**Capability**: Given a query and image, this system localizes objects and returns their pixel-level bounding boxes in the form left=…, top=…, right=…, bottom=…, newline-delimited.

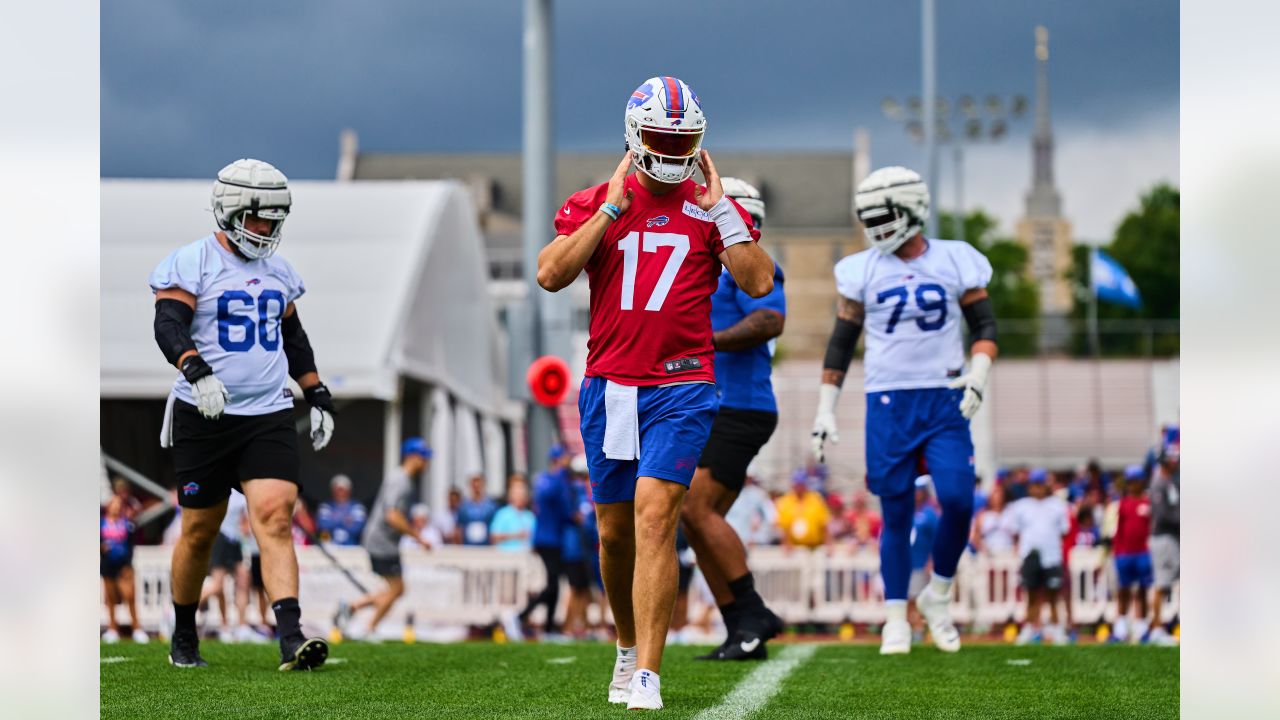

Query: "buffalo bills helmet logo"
left=182, top=482, right=200, bottom=496
left=646, top=215, right=669, bottom=228
left=628, top=82, right=654, bottom=110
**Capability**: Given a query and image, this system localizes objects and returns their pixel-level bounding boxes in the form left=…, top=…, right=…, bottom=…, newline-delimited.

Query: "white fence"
left=113, top=545, right=1177, bottom=633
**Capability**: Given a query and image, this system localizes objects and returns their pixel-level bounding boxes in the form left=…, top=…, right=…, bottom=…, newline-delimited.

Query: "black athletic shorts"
left=1020, top=550, right=1063, bottom=591
left=564, top=559, right=590, bottom=590
left=210, top=532, right=243, bottom=571
left=370, top=554, right=403, bottom=578
left=696, top=407, right=778, bottom=492
left=100, top=554, right=131, bottom=579
left=678, top=562, right=694, bottom=593
left=171, top=400, right=300, bottom=509
left=250, top=554, right=264, bottom=589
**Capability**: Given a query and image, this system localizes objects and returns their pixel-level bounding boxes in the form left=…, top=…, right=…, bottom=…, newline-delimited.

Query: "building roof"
left=353, top=151, right=859, bottom=230
left=101, top=179, right=514, bottom=418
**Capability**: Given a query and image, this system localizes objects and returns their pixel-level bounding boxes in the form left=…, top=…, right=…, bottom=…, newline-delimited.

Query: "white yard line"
left=693, top=644, right=819, bottom=720
left=100, top=656, right=132, bottom=664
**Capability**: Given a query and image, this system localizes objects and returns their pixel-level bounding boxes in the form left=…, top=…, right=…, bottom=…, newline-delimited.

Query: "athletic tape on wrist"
left=709, top=197, right=751, bottom=248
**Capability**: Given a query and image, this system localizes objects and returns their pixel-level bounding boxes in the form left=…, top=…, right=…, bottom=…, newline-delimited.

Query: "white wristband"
left=709, top=197, right=752, bottom=248
left=817, top=383, right=840, bottom=415
left=968, top=352, right=993, bottom=390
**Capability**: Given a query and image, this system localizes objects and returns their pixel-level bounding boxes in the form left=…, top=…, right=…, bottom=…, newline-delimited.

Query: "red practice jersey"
left=1113, top=496, right=1152, bottom=555
left=554, top=173, right=760, bottom=386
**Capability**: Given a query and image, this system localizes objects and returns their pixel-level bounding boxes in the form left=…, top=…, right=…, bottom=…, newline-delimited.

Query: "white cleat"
left=500, top=610, right=525, bottom=643
left=627, top=669, right=663, bottom=711
left=609, top=646, right=637, bottom=704
left=916, top=585, right=961, bottom=653
left=880, top=618, right=911, bottom=655
left=102, top=629, right=120, bottom=644
left=131, top=628, right=150, bottom=643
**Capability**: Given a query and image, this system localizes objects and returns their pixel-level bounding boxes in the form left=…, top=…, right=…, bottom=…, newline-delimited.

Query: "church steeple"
left=1016, top=24, right=1075, bottom=342
left=1027, top=25, right=1061, bottom=218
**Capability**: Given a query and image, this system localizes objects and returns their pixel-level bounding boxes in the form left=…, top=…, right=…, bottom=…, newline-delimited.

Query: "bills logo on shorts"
left=646, top=215, right=669, bottom=228
left=182, top=481, right=200, bottom=496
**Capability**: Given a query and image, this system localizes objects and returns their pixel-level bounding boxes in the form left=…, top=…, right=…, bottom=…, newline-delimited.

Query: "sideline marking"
left=546, top=656, right=577, bottom=665
left=101, top=656, right=132, bottom=664
left=1007, top=658, right=1033, bottom=666
left=693, top=644, right=819, bottom=720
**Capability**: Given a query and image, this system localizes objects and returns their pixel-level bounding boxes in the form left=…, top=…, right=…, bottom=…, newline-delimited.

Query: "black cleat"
left=278, top=635, right=328, bottom=671
left=720, top=629, right=770, bottom=660
left=720, top=605, right=784, bottom=661
left=695, top=638, right=733, bottom=661
left=168, top=629, right=208, bottom=668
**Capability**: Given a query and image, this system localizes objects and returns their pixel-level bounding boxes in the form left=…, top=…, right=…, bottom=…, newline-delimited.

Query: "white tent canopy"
left=101, top=179, right=514, bottom=421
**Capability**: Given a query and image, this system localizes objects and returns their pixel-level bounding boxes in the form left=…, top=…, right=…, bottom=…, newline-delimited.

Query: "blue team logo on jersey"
left=646, top=215, right=669, bottom=228
left=182, top=481, right=200, bottom=496
left=245, top=278, right=261, bottom=286
left=628, top=83, right=654, bottom=109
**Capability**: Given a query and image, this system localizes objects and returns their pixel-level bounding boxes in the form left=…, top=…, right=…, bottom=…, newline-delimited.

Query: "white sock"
left=617, top=644, right=636, bottom=663
left=885, top=601, right=908, bottom=624
left=929, top=573, right=954, bottom=597
left=633, top=669, right=659, bottom=692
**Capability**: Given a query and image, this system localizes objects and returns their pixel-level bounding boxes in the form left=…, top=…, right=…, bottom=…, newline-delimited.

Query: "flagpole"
left=1088, top=248, right=1100, bottom=357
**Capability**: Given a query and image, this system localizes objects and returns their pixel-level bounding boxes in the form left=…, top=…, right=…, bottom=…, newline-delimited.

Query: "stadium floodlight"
left=907, top=96, right=923, bottom=117
left=958, top=95, right=978, bottom=119
left=882, top=97, right=904, bottom=120
left=1011, top=94, right=1030, bottom=117
left=984, top=94, right=1003, bottom=117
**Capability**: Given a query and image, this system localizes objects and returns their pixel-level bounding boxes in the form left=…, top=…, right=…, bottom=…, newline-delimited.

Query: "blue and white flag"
left=1091, top=249, right=1142, bottom=308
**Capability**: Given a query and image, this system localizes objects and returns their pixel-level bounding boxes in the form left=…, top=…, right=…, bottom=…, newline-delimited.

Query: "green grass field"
left=101, top=640, right=1177, bottom=719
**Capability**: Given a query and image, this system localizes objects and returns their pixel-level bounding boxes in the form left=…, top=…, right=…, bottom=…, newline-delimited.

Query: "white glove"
left=310, top=407, right=335, bottom=451
left=947, top=353, right=993, bottom=420
left=191, top=374, right=229, bottom=419
left=811, top=383, right=841, bottom=463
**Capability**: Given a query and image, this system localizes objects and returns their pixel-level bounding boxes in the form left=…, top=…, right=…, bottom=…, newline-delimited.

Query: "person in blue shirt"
left=316, top=474, right=367, bottom=546
left=908, top=476, right=941, bottom=598
left=457, top=475, right=498, bottom=546
left=512, top=445, right=576, bottom=637
left=490, top=478, right=536, bottom=552
left=678, top=178, right=787, bottom=661
left=562, top=457, right=593, bottom=636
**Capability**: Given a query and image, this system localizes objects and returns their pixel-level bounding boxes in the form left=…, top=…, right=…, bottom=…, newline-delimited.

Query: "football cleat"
left=131, top=628, right=150, bottom=644
left=880, top=619, right=912, bottom=655
left=278, top=636, right=328, bottom=671
left=916, top=584, right=962, bottom=653
left=168, top=628, right=208, bottom=668
left=608, top=645, right=637, bottom=704
left=695, top=637, right=732, bottom=661
left=102, top=629, right=120, bottom=644
left=626, top=669, right=663, bottom=711
left=720, top=630, right=769, bottom=661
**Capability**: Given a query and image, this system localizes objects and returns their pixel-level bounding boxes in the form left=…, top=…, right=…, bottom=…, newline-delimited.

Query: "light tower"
left=1016, top=25, right=1074, bottom=351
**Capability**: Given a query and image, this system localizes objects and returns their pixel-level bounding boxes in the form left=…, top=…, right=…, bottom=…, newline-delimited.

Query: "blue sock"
left=879, top=490, right=914, bottom=601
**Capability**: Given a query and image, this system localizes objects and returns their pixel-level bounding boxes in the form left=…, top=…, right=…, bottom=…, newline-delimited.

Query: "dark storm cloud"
left=101, top=0, right=1177, bottom=179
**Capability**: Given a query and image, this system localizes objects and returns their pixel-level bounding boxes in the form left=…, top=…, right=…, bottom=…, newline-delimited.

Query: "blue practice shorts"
left=865, top=387, right=975, bottom=499
left=579, top=377, right=718, bottom=504
left=1114, top=552, right=1153, bottom=589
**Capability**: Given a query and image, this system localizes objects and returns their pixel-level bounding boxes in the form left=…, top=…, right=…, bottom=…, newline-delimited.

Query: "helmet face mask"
left=211, top=159, right=291, bottom=260
left=624, top=76, right=706, bottom=184
left=855, top=166, right=930, bottom=255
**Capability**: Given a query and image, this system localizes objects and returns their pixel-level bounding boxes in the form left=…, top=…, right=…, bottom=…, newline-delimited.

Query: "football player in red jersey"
left=538, top=76, right=774, bottom=710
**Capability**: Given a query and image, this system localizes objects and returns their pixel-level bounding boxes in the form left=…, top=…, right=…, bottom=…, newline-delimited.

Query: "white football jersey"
left=834, top=239, right=992, bottom=393
left=150, top=234, right=306, bottom=415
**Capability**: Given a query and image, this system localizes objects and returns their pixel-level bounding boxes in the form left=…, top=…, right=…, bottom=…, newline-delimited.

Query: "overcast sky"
left=102, top=0, right=1178, bottom=241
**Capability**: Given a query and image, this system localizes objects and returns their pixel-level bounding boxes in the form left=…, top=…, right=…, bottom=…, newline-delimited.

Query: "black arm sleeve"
left=282, top=310, right=318, bottom=381
left=154, top=299, right=196, bottom=367
left=822, top=317, right=863, bottom=373
left=961, top=296, right=998, bottom=343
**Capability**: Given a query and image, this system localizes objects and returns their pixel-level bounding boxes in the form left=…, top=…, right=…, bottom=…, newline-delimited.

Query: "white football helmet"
left=720, top=177, right=765, bottom=230
left=211, top=158, right=291, bottom=260
left=624, top=76, right=706, bottom=184
left=855, top=166, right=930, bottom=254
